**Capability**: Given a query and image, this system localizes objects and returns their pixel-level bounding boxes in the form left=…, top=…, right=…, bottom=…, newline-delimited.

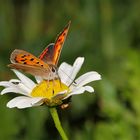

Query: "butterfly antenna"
left=58, top=68, right=77, bottom=87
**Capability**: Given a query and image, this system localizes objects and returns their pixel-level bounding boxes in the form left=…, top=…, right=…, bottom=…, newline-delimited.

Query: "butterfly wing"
left=8, top=63, right=51, bottom=79
left=8, top=49, right=53, bottom=79
left=39, top=21, right=71, bottom=66
left=39, top=43, right=55, bottom=65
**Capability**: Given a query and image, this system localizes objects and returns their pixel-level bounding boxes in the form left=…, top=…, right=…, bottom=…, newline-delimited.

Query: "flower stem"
left=49, top=107, right=68, bottom=140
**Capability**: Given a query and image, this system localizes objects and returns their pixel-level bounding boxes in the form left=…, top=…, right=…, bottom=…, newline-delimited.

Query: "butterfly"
left=8, top=21, right=71, bottom=80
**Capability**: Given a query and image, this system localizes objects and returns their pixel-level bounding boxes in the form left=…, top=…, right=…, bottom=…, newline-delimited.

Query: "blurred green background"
left=0, top=0, right=140, bottom=140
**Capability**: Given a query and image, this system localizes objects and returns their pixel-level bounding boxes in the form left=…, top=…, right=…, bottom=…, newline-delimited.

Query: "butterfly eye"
left=51, top=67, right=56, bottom=73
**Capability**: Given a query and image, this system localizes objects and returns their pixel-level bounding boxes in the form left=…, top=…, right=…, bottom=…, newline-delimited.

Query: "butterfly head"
left=47, top=65, right=58, bottom=80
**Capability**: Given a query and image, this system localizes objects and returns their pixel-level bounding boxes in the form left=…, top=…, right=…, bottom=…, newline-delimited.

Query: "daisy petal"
left=70, top=57, right=84, bottom=82
left=16, top=97, right=43, bottom=109
left=35, top=76, right=43, bottom=84
left=7, top=96, right=29, bottom=108
left=59, top=57, right=84, bottom=86
left=30, top=98, right=44, bottom=107
left=7, top=96, right=43, bottom=109
left=12, top=69, right=36, bottom=89
left=75, top=71, right=101, bottom=88
left=10, top=79, right=21, bottom=83
left=52, top=90, right=68, bottom=100
left=64, top=87, right=85, bottom=99
left=16, top=83, right=32, bottom=95
left=9, top=79, right=31, bottom=94
left=84, top=86, right=94, bottom=93
left=1, top=87, right=27, bottom=95
left=0, top=81, right=13, bottom=87
left=58, top=62, right=73, bottom=85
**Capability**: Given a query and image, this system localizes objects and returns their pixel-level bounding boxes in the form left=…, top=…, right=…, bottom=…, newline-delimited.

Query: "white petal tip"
left=74, top=57, right=85, bottom=65
left=11, top=69, right=18, bottom=74
left=1, top=89, right=10, bottom=95
left=6, top=103, right=15, bottom=108
left=6, top=96, right=43, bottom=109
left=84, top=86, right=94, bottom=93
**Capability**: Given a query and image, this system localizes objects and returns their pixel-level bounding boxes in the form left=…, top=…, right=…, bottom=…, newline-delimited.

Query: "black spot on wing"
left=14, top=57, right=18, bottom=63
left=58, top=38, right=62, bottom=42
left=30, top=58, right=34, bottom=61
left=21, top=55, right=26, bottom=58
left=21, top=59, right=25, bottom=62
left=63, top=33, right=66, bottom=36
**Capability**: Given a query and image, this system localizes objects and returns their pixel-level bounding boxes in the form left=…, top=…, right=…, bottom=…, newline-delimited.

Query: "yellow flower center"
left=31, top=79, right=69, bottom=100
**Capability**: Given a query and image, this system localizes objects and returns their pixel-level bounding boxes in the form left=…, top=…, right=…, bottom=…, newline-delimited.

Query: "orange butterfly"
left=8, top=21, right=71, bottom=80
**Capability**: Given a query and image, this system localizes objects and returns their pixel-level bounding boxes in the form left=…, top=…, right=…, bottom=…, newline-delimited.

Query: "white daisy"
left=0, top=57, right=101, bottom=109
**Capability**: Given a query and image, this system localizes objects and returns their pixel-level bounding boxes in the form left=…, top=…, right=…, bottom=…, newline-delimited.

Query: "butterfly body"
left=8, top=21, right=71, bottom=80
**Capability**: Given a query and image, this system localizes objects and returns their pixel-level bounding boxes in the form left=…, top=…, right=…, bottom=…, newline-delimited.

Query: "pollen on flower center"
left=31, top=79, right=69, bottom=99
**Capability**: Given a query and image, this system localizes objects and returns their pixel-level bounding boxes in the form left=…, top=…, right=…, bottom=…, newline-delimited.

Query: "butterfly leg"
left=52, top=79, right=56, bottom=95
left=46, top=73, right=52, bottom=90
left=58, top=75, right=62, bottom=89
left=55, top=68, right=62, bottom=88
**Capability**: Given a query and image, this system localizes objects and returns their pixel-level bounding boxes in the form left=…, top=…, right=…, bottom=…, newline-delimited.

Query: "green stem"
left=49, top=107, right=68, bottom=140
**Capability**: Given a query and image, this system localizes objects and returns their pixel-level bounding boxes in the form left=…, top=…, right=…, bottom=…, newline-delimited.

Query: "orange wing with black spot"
left=8, top=49, right=52, bottom=79
left=39, top=21, right=71, bottom=66
left=10, top=49, right=49, bottom=68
